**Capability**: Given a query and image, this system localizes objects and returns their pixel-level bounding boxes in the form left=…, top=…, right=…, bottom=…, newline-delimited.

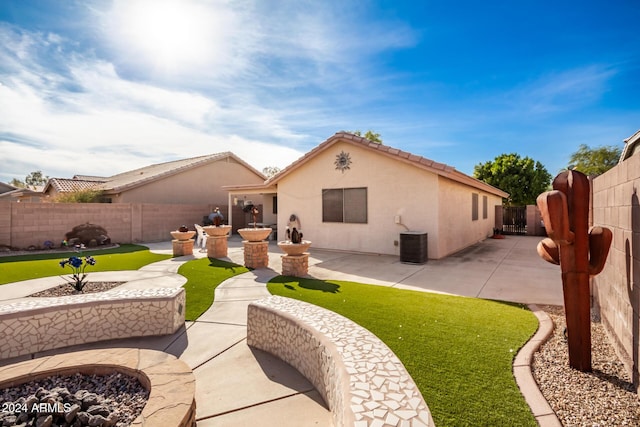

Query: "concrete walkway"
left=0, top=235, right=564, bottom=426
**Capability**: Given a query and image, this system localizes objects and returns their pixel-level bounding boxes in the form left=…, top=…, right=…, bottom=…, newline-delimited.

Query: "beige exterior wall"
left=436, top=177, right=500, bottom=258
left=591, top=155, right=640, bottom=390
left=276, top=141, right=441, bottom=257
left=109, top=157, right=264, bottom=205
left=261, top=194, right=278, bottom=226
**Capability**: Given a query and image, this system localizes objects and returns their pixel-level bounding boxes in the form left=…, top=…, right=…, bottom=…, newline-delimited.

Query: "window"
left=482, top=195, right=488, bottom=219
left=273, top=196, right=278, bottom=214
left=322, top=187, right=367, bottom=223
left=472, top=193, right=479, bottom=221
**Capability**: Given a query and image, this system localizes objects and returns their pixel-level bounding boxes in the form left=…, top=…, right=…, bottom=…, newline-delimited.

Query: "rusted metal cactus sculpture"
left=536, top=170, right=612, bottom=372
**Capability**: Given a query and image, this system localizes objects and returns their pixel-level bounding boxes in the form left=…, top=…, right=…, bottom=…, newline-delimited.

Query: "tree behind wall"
left=474, top=153, right=552, bottom=206
left=10, top=170, right=50, bottom=189
left=51, top=189, right=103, bottom=203
left=568, top=144, right=622, bottom=176
left=351, top=130, right=383, bottom=143
left=262, top=166, right=281, bottom=178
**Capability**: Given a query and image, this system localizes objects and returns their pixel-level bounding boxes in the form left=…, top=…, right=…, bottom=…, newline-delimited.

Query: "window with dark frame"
left=472, top=193, right=479, bottom=221
left=273, top=196, right=278, bottom=214
left=322, top=187, right=367, bottom=223
left=482, top=195, right=488, bottom=219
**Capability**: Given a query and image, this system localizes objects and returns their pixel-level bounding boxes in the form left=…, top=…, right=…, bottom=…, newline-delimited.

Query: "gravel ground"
left=0, top=372, right=148, bottom=427
left=532, top=305, right=640, bottom=426
left=0, top=244, right=120, bottom=258
left=29, top=282, right=124, bottom=297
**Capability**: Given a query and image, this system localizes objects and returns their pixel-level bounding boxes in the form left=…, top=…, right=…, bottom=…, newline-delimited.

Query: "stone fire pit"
left=0, top=348, right=196, bottom=427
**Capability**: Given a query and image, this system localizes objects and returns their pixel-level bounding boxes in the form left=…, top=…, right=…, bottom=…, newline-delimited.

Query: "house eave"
left=223, top=183, right=277, bottom=195
left=264, top=131, right=509, bottom=198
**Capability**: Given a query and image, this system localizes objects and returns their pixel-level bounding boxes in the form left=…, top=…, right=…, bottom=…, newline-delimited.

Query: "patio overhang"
left=222, top=183, right=277, bottom=195
left=223, top=183, right=277, bottom=230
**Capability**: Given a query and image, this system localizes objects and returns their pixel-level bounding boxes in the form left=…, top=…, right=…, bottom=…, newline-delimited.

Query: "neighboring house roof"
left=100, top=152, right=265, bottom=194
left=619, top=129, right=640, bottom=163
left=0, top=182, right=17, bottom=194
left=42, top=152, right=266, bottom=196
left=257, top=132, right=508, bottom=198
left=44, top=178, right=105, bottom=194
left=0, top=187, right=42, bottom=200
left=72, top=175, right=109, bottom=181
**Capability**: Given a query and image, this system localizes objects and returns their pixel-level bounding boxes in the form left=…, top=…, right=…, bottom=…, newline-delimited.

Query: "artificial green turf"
left=267, top=276, right=539, bottom=427
left=0, top=245, right=171, bottom=285
left=178, top=257, right=249, bottom=321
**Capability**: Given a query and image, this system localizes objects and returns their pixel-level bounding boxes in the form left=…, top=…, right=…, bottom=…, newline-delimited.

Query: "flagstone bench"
left=247, top=295, right=435, bottom=427
left=0, top=288, right=185, bottom=360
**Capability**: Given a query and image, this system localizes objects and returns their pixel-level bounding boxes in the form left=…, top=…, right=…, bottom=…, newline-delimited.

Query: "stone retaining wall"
left=247, top=295, right=434, bottom=427
left=0, top=288, right=185, bottom=360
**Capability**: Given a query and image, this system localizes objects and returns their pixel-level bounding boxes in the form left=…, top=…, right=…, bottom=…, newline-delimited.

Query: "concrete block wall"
left=0, top=202, right=10, bottom=248
left=140, top=203, right=221, bottom=243
left=591, top=153, right=640, bottom=389
left=526, top=205, right=546, bottom=236
left=1, top=202, right=214, bottom=249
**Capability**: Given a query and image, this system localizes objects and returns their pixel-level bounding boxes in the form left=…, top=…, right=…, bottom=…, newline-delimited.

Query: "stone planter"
left=238, top=228, right=272, bottom=269
left=203, top=225, right=232, bottom=237
left=171, top=230, right=196, bottom=256
left=238, top=228, right=272, bottom=242
left=170, top=230, right=196, bottom=241
left=278, top=240, right=312, bottom=256
left=204, top=225, right=232, bottom=258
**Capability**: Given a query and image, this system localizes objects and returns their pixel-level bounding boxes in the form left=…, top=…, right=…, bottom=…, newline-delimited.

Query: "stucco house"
left=40, top=152, right=267, bottom=231
left=0, top=183, right=44, bottom=202
left=43, top=152, right=266, bottom=206
left=0, top=182, right=16, bottom=195
left=619, top=129, right=640, bottom=162
left=225, top=132, right=508, bottom=259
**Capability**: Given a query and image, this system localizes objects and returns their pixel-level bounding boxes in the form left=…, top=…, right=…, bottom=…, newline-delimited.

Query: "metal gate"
left=502, top=206, right=527, bottom=235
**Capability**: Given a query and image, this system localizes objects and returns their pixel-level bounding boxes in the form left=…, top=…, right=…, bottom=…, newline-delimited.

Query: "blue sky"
left=1, top=0, right=638, bottom=184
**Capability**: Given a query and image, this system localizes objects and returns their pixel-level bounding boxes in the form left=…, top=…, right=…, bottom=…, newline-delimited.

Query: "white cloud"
left=506, top=65, right=618, bottom=115
left=0, top=1, right=422, bottom=183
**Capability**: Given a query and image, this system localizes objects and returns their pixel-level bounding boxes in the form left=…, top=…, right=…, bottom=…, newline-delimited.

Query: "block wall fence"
left=591, top=153, right=640, bottom=392
left=0, top=201, right=224, bottom=249
left=493, top=204, right=545, bottom=237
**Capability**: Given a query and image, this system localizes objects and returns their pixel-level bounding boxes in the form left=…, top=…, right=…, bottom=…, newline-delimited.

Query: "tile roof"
left=45, top=179, right=104, bottom=193
left=101, top=152, right=264, bottom=193
left=0, top=182, right=17, bottom=194
left=0, top=187, right=42, bottom=199
left=43, top=152, right=265, bottom=195
left=72, top=175, right=109, bottom=181
left=264, top=132, right=509, bottom=198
